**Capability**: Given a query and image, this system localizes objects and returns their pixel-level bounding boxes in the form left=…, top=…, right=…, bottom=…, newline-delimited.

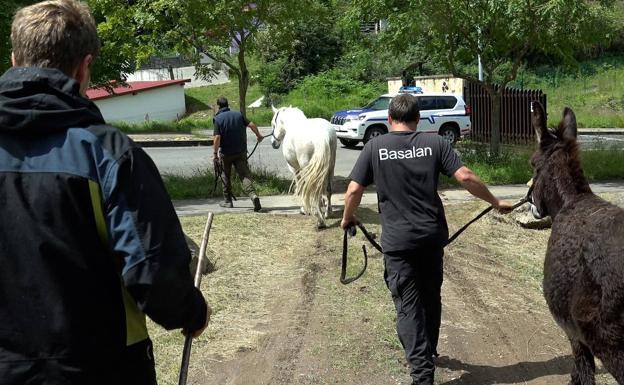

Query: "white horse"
left=270, top=106, right=337, bottom=228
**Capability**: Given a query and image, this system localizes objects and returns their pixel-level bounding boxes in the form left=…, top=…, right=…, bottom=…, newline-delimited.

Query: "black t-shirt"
left=213, top=107, right=250, bottom=155
left=349, top=131, right=463, bottom=252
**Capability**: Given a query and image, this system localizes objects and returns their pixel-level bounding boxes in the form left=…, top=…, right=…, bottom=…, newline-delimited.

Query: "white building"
left=86, top=79, right=189, bottom=123
left=126, top=54, right=229, bottom=88
left=126, top=67, right=228, bottom=88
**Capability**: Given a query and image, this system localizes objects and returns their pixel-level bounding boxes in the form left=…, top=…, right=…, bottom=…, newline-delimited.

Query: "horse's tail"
left=294, top=133, right=334, bottom=219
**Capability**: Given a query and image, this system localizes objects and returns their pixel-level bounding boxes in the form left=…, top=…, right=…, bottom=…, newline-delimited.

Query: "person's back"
left=350, top=130, right=461, bottom=251
left=0, top=2, right=208, bottom=384
left=213, top=107, right=248, bottom=155
left=0, top=67, right=127, bottom=383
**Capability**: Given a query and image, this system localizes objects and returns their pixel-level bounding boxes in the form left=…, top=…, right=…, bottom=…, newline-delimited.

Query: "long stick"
left=178, top=212, right=214, bottom=385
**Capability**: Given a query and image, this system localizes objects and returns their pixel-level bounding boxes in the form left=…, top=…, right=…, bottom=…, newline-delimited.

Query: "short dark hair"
left=389, top=94, right=420, bottom=123
left=11, top=0, right=100, bottom=76
left=217, top=97, right=228, bottom=108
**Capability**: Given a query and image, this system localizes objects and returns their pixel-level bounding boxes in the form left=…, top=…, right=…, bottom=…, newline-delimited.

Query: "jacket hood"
left=0, top=67, right=104, bottom=134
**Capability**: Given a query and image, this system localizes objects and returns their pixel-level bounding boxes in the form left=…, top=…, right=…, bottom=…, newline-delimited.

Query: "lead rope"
left=340, top=185, right=534, bottom=284
left=246, top=129, right=275, bottom=160
left=247, top=110, right=280, bottom=160
left=340, top=222, right=381, bottom=284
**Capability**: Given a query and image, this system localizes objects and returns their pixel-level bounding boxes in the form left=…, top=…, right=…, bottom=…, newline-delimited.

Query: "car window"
left=363, top=97, right=391, bottom=110
left=417, top=96, right=457, bottom=110
left=437, top=96, right=458, bottom=109
left=417, top=96, right=437, bottom=110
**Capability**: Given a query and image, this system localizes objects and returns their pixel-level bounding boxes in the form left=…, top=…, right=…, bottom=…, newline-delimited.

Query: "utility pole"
left=478, top=55, right=483, bottom=81
left=477, top=27, right=483, bottom=81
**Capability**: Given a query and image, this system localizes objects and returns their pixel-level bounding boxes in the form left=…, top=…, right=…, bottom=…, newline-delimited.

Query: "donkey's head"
left=529, top=102, right=589, bottom=220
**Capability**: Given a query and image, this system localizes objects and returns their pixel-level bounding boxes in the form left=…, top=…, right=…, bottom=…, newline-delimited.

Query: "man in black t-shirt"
left=213, top=97, right=264, bottom=211
left=341, top=94, right=512, bottom=385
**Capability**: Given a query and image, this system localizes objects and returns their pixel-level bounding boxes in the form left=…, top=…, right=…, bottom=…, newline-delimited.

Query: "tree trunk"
left=490, top=89, right=502, bottom=155
left=237, top=43, right=248, bottom=118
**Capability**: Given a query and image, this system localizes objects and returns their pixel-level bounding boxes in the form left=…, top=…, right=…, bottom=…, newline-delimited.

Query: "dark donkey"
left=530, top=102, right=624, bottom=384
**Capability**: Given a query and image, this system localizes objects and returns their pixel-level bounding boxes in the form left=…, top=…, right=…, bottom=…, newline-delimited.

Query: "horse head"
left=271, top=105, right=287, bottom=149
left=270, top=106, right=306, bottom=150
left=529, top=102, right=588, bottom=220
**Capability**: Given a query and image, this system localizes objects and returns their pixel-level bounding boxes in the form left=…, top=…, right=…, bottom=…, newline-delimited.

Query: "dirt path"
left=170, top=198, right=621, bottom=385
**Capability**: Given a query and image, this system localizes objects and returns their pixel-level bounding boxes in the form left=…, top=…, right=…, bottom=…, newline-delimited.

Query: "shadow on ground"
left=437, top=355, right=578, bottom=385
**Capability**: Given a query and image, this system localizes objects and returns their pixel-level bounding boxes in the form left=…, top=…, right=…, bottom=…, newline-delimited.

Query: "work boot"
left=219, top=200, right=233, bottom=208
left=252, top=196, right=262, bottom=212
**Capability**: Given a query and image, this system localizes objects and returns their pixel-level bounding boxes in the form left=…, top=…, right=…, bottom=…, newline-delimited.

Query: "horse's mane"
left=281, top=106, right=306, bottom=120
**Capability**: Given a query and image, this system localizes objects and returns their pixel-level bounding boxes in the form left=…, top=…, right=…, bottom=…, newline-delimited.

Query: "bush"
left=282, top=70, right=386, bottom=119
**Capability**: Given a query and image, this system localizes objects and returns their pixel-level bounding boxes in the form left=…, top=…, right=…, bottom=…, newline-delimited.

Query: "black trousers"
left=221, top=152, right=257, bottom=201
left=120, top=338, right=158, bottom=385
left=384, top=247, right=444, bottom=385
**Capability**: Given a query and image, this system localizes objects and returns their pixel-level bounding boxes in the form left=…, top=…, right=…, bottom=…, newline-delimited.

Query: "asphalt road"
left=145, top=128, right=624, bottom=177
left=145, top=127, right=362, bottom=177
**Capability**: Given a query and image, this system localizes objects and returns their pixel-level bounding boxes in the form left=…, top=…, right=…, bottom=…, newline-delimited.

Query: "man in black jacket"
left=342, top=94, right=512, bottom=385
left=0, top=1, right=209, bottom=384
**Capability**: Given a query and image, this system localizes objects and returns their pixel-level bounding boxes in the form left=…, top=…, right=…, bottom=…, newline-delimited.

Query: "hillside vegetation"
left=511, top=55, right=624, bottom=127
left=181, top=54, right=624, bottom=129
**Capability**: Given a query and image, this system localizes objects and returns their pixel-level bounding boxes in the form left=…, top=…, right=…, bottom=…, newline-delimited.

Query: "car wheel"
left=439, top=124, right=458, bottom=145
left=339, top=138, right=360, bottom=148
left=364, top=126, right=386, bottom=143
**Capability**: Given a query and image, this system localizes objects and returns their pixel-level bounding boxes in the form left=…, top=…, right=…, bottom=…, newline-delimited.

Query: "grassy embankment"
left=511, top=55, right=624, bottom=128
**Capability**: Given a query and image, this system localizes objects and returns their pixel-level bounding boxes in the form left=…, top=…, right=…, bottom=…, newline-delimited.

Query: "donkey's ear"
left=271, top=105, right=278, bottom=113
left=560, top=107, right=577, bottom=141
left=531, top=101, right=548, bottom=143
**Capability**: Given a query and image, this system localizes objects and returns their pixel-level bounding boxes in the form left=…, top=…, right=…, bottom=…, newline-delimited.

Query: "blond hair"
left=11, top=0, right=100, bottom=75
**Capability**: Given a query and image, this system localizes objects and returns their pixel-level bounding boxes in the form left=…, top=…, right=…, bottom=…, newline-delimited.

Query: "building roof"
left=86, top=79, right=190, bottom=101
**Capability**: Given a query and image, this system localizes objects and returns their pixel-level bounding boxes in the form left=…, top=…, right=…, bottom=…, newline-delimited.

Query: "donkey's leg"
left=569, top=338, right=596, bottom=385
left=597, top=348, right=624, bottom=384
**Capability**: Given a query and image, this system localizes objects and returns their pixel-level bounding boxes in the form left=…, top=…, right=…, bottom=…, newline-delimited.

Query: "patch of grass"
left=184, top=81, right=263, bottom=114
left=183, top=81, right=273, bottom=127
left=460, top=142, right=534, bottom=185
left=114, top=119, right=209, bottom=134
left=580, top=142, right=624, bottom=181
left=279, top=72, right=387, bottom=120
left=162, top=167, right=291, bottom=200
left=440, top=142, right=624, bottom=188
left=511, top=54, right=624, bottom=128
left=150, top=213, right=321, bottom=384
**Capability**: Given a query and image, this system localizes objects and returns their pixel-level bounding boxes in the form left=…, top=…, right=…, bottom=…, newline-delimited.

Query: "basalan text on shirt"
left=379, top=146, right=433, bottom=160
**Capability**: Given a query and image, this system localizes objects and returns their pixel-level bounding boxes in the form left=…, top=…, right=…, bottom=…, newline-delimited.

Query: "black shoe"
left=219, top=200, right=233, bottom=208
left=252, top=196, right=262, bottom=212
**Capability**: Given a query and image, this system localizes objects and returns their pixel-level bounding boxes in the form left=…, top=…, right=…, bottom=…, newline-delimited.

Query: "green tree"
left=350, top=0, right=615, bottom=154
left=107, top=0, right=308, bottom=116
left=88, top=0, right=142, bottom=85
left=0, top=0, right=38, bottom=74
left=256, top=2, right=343, bottom=95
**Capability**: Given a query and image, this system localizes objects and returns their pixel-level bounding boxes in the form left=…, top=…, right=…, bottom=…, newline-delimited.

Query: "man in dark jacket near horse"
left=213, top=97, right=264, bottom=211
left=0, top=1, right=209, bottom=383
left=341, top=93, right=513, bottom=385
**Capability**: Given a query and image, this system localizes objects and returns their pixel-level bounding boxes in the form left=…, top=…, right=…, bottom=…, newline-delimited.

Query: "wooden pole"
left=178, top=212, right=214, bottom=385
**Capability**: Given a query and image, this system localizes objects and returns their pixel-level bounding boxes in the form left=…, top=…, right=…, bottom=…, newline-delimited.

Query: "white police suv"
left=330, top=93, right=472, bottom=147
